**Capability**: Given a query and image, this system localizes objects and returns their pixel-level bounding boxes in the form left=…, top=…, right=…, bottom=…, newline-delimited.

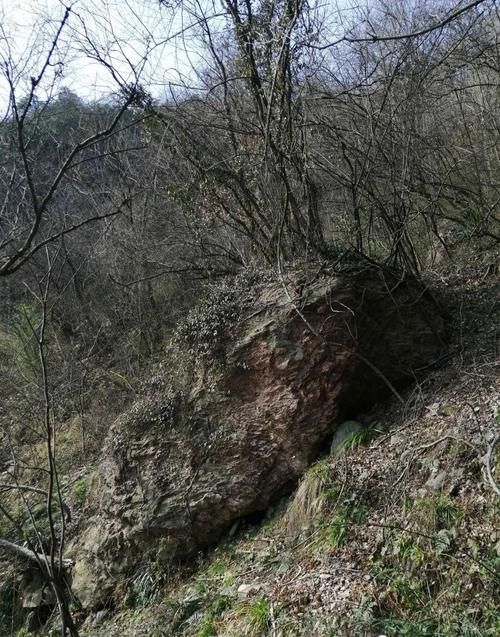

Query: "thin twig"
left=484, top=433, right=500, bottom=497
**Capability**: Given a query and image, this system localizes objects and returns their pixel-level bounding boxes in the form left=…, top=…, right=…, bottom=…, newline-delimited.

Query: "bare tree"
left=138, top=0, right=498, bottom=274
left=0, top=5, right=144, bottom=278
left=0, top=249, right=80, bottom=636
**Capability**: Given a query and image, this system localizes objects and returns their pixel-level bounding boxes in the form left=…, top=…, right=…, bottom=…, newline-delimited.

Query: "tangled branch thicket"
left=146, top=0, right=499, bottom=274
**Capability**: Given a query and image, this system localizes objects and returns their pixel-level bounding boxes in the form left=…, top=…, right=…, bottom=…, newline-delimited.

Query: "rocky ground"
left=76, top=265, right=499, bottom=636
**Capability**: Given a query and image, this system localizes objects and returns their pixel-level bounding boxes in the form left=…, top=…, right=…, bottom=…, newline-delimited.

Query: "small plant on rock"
left=72, top=478, right=87, bottom=506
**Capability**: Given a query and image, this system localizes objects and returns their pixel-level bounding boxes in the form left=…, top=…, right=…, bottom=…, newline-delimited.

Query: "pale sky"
left=0, top=0, right=209, bottom=110
left=0, top=0, right=354, bottom=112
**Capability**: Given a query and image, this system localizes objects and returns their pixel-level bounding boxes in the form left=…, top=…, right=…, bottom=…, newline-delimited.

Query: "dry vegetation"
left=0, top=0, right=499, bottom=635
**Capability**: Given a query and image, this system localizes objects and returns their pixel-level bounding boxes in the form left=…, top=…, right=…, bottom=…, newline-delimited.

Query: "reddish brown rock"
left=70, top=267, right=448, bottom=607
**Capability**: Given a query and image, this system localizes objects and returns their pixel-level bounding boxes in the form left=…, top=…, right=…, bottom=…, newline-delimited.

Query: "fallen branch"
left=0, top=483, right=72, bottom=522
left=0, top=538, right=74, bottom=568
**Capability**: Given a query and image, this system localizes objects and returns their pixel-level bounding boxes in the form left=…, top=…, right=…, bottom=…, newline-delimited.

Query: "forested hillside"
left=0, top=1, right=498, bottom=636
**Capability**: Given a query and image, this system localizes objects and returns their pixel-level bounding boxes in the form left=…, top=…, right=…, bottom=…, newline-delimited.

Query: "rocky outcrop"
left=69, top=267, right=449, bottom=607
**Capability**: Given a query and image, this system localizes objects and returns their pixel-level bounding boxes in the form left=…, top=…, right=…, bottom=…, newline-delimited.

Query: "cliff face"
left=69, top=267, right=449, bottom=608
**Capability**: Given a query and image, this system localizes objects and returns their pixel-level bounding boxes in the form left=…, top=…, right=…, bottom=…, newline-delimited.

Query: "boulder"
left=330, top=420, right=365, bottom=454
left=69, top=267, right=448, bottom=607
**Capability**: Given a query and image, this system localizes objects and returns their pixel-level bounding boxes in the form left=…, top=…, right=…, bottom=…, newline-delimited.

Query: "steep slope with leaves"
left=70, top=255, right=500, bottom=637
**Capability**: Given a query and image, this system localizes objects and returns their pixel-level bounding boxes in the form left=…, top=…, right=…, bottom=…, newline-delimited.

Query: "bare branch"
left=0, top=537, right=73, bottom=568
left=313, top=0, right=490, bottom=50
left=484, top=433, right=500, bottom=497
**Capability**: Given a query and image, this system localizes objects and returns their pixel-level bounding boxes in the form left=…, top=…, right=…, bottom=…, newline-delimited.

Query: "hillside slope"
left=77, top=267, right=499, bottom=637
